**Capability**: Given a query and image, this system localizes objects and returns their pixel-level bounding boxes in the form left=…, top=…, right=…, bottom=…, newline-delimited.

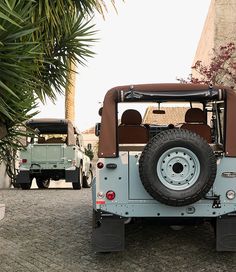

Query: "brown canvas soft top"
left=27, top=118, right=70, bottom=125
left=98, top=83, right=236, bottom=157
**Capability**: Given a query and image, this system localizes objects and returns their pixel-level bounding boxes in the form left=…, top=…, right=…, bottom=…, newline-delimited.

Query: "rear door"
left=129, top=151, right=153, bottom=200
left=31, top=144, right=65, bottom=168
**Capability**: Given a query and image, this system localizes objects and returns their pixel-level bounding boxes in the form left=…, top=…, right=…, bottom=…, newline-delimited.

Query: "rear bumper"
left=16, top=168, right=79, bottom=183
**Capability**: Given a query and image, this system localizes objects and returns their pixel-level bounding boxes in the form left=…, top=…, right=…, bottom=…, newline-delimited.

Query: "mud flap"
left=92, top=211, right=125, bottom=252
left=16, top=171, right=30, bottom=184
left=216, top=214, right=236, bottom=251
left=65, top=169, right=78, bottom=183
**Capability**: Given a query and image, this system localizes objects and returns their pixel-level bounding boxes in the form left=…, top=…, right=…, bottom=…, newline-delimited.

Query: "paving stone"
left=0, top=185, right=236, bottom=272
left=0, top=203, right=5, bottom=220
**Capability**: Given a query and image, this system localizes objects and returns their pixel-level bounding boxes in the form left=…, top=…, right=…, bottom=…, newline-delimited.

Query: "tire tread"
left=139, top=129, right=217, bottom=206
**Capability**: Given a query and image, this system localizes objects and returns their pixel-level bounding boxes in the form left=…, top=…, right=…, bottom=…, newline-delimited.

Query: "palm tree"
left=0, top=0, right=117, bottom=177
left=64, top=1, right=117, bottom=122
left=65, top=61, right=77, bottom=123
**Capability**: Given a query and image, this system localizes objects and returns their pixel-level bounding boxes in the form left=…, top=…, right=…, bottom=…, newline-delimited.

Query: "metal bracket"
left=205, top=194, right=221, bottom=209
left=30, top=163, right=42, bottom=174
left=212, top=197, right=221, bottom=209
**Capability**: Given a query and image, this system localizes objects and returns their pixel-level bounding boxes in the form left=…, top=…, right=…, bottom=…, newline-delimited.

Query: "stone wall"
left=193, top=0, right=236, bottom=67
left=215, top=0, right=236, bottom=48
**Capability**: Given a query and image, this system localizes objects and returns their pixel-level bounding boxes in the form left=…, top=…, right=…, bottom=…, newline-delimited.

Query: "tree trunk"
left=65, top=61, right=77, bottom=123
left=0, top=121, right=7, bottom=139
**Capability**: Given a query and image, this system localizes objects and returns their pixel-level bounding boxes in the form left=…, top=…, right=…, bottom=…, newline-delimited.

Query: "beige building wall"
left=215, top=0, right=236, bottom=48
left=193, top=0, right=215, bottom=67
left=193, top=0, right=236, bottom=69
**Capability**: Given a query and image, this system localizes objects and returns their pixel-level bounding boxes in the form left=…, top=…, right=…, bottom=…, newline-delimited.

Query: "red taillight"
left=21, top=159, right=27, bottom=163
left=106, top=191, right=115, bottom=201
left=97, top=162, right=104, bottom=169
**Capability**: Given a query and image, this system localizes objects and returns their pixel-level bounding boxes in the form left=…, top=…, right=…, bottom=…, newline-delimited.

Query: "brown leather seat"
left=118, top=109, right=149, bottom=144
left=181, top=108, right=212, bottom=143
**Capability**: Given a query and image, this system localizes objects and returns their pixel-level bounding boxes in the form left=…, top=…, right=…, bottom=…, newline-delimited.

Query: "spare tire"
left=139, top=129, right=216, bottom=206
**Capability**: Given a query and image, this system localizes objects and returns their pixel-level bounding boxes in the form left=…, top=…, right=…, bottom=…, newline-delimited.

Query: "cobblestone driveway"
left=0, top=181, right=236, bottom=272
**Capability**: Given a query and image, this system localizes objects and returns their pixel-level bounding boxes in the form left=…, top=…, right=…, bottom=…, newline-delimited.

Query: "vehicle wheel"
left=83, top=169, right=93, bottom=188
left=72, top=167, right=83, bottom=190
left=20, top=181, right=32, bottom=190
left=36, top=178, right=50, bottom=189
left=12, top=182, right=21, bottom=189
left=139, top=129, right=217, bottom=206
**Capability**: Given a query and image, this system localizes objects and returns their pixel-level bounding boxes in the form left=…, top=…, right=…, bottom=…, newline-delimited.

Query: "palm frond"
left=0, top=0, right=119, bottom=178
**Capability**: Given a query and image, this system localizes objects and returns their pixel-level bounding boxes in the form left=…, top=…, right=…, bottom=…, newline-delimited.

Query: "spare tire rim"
left=157, top=147, right=200, bottom=191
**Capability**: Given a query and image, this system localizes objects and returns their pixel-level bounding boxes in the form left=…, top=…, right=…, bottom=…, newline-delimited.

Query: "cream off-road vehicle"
left=16, top=119, right=92, bottom=190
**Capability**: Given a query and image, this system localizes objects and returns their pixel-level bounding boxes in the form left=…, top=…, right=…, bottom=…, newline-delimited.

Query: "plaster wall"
left=193, top=0, right=236, bottom=69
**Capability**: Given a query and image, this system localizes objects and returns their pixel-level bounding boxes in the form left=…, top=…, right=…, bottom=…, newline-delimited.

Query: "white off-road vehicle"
left=92, top=83, right=236, bottom=252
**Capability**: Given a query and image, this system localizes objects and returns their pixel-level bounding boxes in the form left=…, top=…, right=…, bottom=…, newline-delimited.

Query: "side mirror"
left=95, top=123, right=101, bottom=137
left=87, top=143, right=92, bottom=150
left=98, top=107, right=103, bottom=116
